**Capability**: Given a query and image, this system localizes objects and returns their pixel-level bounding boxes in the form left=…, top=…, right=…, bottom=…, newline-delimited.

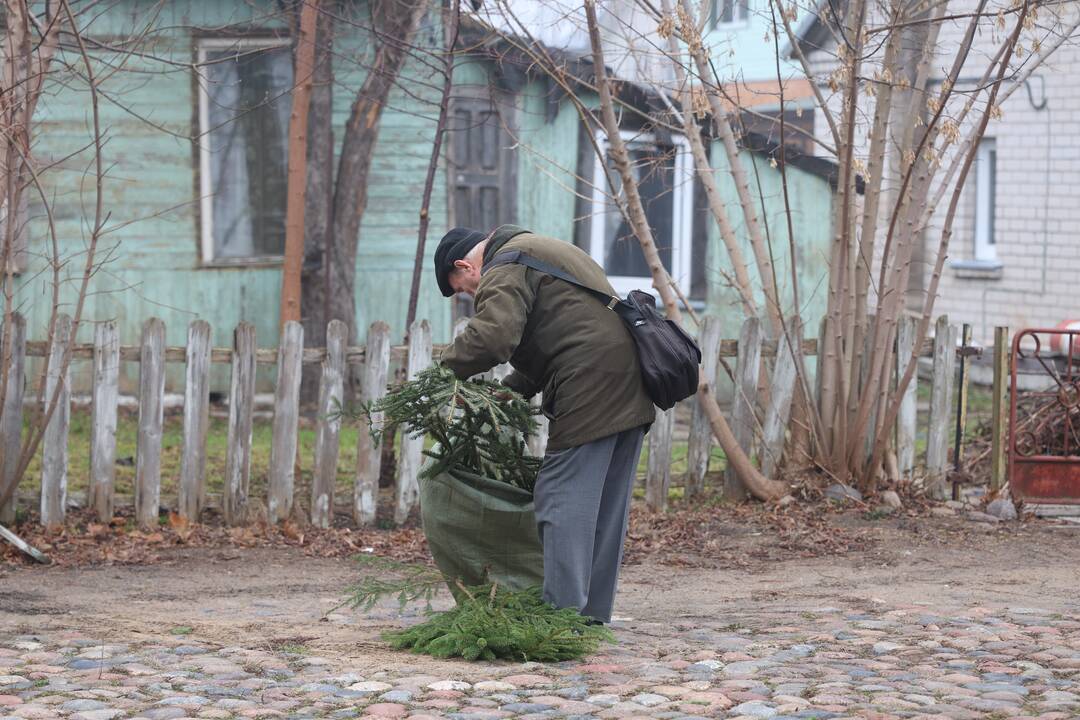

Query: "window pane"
left=602, top=144, right=675, bottom=277
left=204, top=44, right=292, bottom=259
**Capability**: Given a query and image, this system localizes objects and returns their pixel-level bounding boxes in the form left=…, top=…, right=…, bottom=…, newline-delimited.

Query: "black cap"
left=434, top=227, right=486, bottom=297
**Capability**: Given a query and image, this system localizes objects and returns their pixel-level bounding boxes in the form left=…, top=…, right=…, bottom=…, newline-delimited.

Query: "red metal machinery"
left=1009, top=328, right=1080, bottom=504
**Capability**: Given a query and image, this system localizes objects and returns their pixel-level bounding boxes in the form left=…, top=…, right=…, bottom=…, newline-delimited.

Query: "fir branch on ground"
left=342, top=555, right=445, bottom=612
left=387, top=583, right=614, bottom=662
left=367, top=365, right=541, bottom=491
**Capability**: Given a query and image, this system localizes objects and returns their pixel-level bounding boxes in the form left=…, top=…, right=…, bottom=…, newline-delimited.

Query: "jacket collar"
left=483, top=225, right=531, bottom=264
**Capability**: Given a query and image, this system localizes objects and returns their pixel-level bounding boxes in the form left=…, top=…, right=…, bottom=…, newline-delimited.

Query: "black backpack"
left=484, top=250, right=702, bottom=410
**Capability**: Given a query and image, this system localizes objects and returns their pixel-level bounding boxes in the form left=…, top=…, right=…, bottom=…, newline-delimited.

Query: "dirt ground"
left=3, top=507, right=1079, bottom=677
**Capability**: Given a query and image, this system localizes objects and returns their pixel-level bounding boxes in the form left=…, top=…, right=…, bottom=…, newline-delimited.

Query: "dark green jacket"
left=441, top=225, right=655, bottom=451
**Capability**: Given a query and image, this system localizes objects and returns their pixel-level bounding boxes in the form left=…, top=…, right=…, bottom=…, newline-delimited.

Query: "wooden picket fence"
left=0, top=311, right=969, bottom=529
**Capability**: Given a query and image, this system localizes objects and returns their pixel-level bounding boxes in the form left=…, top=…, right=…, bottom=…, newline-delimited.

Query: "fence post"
left=951, top=323, right=973, bottom=500
left=686, top=316, right=722, bottom=496
left=0, top=312, right=26, bottom=525
left=395, top=318, right=432, bottom=525
left=645, top=406, right=674, bottom=510
left=761, top=319, right=801, bottom=479
left=726, top=317, right=762, bottom=501
left=89, top=320, right=119, bottom=522
left=355, top=321, right=391, bottom=526
left=926, top=315, right=957, bottom=497
left=990, top=326, right=1009, bottom=493
left=896, top=315, right=917, bottom=478
left=224, top=322, right=256, bottom=525
left=312, top=319, right=346, bottom=528
left=268, top=321, right=304, bottom=523
left=135, top=318, right=166, bottom=529
left=179, top=320, right=211, bottom=521
left=40, top=313, right=72, bottom=530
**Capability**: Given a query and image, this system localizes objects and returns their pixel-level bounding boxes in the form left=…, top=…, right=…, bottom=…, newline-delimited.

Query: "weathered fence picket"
left=926, top=315, right=957, bottom=496
left=0, top=312, right=26, bottom=525
left=6, top=312, right=971, bottom=529
left=896, top=316, right=918, bottom=478
left=89, top=320, right=119, bottom=522
left=40, top=314, right=72, bottom=530
left=726, top=317, right=762, bottom=501
left=178, top=320, right=211, bottom=521
left=355, top=321, right=390, bottom=525
left=312, top=320, right=346, bottom=528
left=761, top=320, right=800, bottom=478
left=135, top=318, right=166, bottom=528
left=396, top=319, right=432, bottom=525
left=646, top=407, right=674, bottom=511
left=224, top=322, right=256, bottom=525
left=685, top=316, right=722, bottom=497
left=268, top=321, right=303, bottom=523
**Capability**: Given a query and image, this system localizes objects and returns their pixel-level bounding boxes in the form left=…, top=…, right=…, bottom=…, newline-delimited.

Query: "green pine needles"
left=371, top=365, right=541, bottom=491
left=387, top=583, right=614, bottom=662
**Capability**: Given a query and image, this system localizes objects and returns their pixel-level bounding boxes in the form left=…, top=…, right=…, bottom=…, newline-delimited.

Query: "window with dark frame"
left=713, top=0, right=750, bottom=26
left=973, top=137, right=997, bottom=264
left=197, top=38, right=293, bottom=263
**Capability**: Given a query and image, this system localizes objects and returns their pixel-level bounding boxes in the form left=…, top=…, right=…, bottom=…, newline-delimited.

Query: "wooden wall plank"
left=761, top=321, right=801, bottom=479
left=990, top=326, right=1010, bottom=492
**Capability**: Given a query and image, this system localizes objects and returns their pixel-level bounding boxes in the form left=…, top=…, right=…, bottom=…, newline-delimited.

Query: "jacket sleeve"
left=502, top=369, right=540, bottom=400
left=440, top=264, right=536, bottom=380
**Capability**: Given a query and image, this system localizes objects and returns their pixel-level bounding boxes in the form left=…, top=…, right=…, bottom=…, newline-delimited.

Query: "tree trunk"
left=327, top=0, right=428, bottom=343
left=280, top=0, right=319, bottom=327
left=300, top=0, right=336, bottom=405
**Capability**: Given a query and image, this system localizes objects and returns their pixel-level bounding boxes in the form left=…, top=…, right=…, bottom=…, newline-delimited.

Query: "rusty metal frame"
left=1009, top=328, right=1080, bottom=504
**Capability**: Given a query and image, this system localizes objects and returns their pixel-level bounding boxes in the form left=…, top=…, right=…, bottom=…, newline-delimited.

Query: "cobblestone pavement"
left=3, top=601, right=1080, bottom=720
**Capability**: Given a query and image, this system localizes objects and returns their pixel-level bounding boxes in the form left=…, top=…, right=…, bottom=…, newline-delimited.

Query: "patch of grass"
left=169, top=626, right=193, bottom=636
left=278, top=642, right=309, bottom=656
left=17, top=408, right=366, bottom=505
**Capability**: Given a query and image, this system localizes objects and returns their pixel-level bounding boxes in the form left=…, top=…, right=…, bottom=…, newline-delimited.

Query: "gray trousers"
left=533, top=425, right=646, bottom=623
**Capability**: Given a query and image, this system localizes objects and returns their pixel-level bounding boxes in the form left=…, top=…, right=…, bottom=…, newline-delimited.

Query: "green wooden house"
left=12, top=1, right=842, bottom=392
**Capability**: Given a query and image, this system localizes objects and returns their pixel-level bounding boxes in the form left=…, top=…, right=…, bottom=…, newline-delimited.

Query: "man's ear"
left=453, top=259, right=472, bottom=271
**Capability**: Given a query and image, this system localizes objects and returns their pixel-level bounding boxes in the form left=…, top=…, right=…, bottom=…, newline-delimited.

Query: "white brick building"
left=796, top=1, right=1080, bottom=346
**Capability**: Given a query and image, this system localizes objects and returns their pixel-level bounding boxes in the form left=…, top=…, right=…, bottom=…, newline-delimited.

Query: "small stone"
left=0, top=678, right=26, bottom=688
left=428, top=680, right=471, bottom=692
left=349, top=681, right=394, bottom=693
left=825, top=484, right=862, bottom=502
left=500, top=674, right=551, bottom=687
left=62, top=700, right=108, bottom=712
left=880, top=490, right=902, bottom=509
left=474, top=681, right=517, bottom=693
left=363, top=702, right=408, bottom=717
left=966, top=511, right=1001, bottom=523
left=986, top=498, right=1018, bottom=520
left=931, top=506, right=956, bottom=517
left=72, top=711, right=125, bottom=720
left=777, top=495, right=796, bottom=507
left=729, top=700, right=778, bottom=718
left=873, top=642, right=905, bottom=655
left=630, top=693, right=668, bottom=707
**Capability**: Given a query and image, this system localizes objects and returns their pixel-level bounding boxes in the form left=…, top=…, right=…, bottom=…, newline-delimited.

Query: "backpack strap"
left=483, top=250, right=620, bottom=310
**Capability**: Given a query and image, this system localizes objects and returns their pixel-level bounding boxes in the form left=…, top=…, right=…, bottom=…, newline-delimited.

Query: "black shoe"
left=585, top=618, right=605, bottom=626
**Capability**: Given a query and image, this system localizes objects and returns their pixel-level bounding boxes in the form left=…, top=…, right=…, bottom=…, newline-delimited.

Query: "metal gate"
left=1009, top=328, right=1080, bottom=504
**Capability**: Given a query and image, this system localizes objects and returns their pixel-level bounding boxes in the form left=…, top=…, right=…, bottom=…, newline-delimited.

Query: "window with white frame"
left=713, top=0, right=750, bottom=26
left=589, top=130, right=693, bottom=297
left=197, top=38, right=293, bottom=263
left=973, top=137, right=998, bottom=264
